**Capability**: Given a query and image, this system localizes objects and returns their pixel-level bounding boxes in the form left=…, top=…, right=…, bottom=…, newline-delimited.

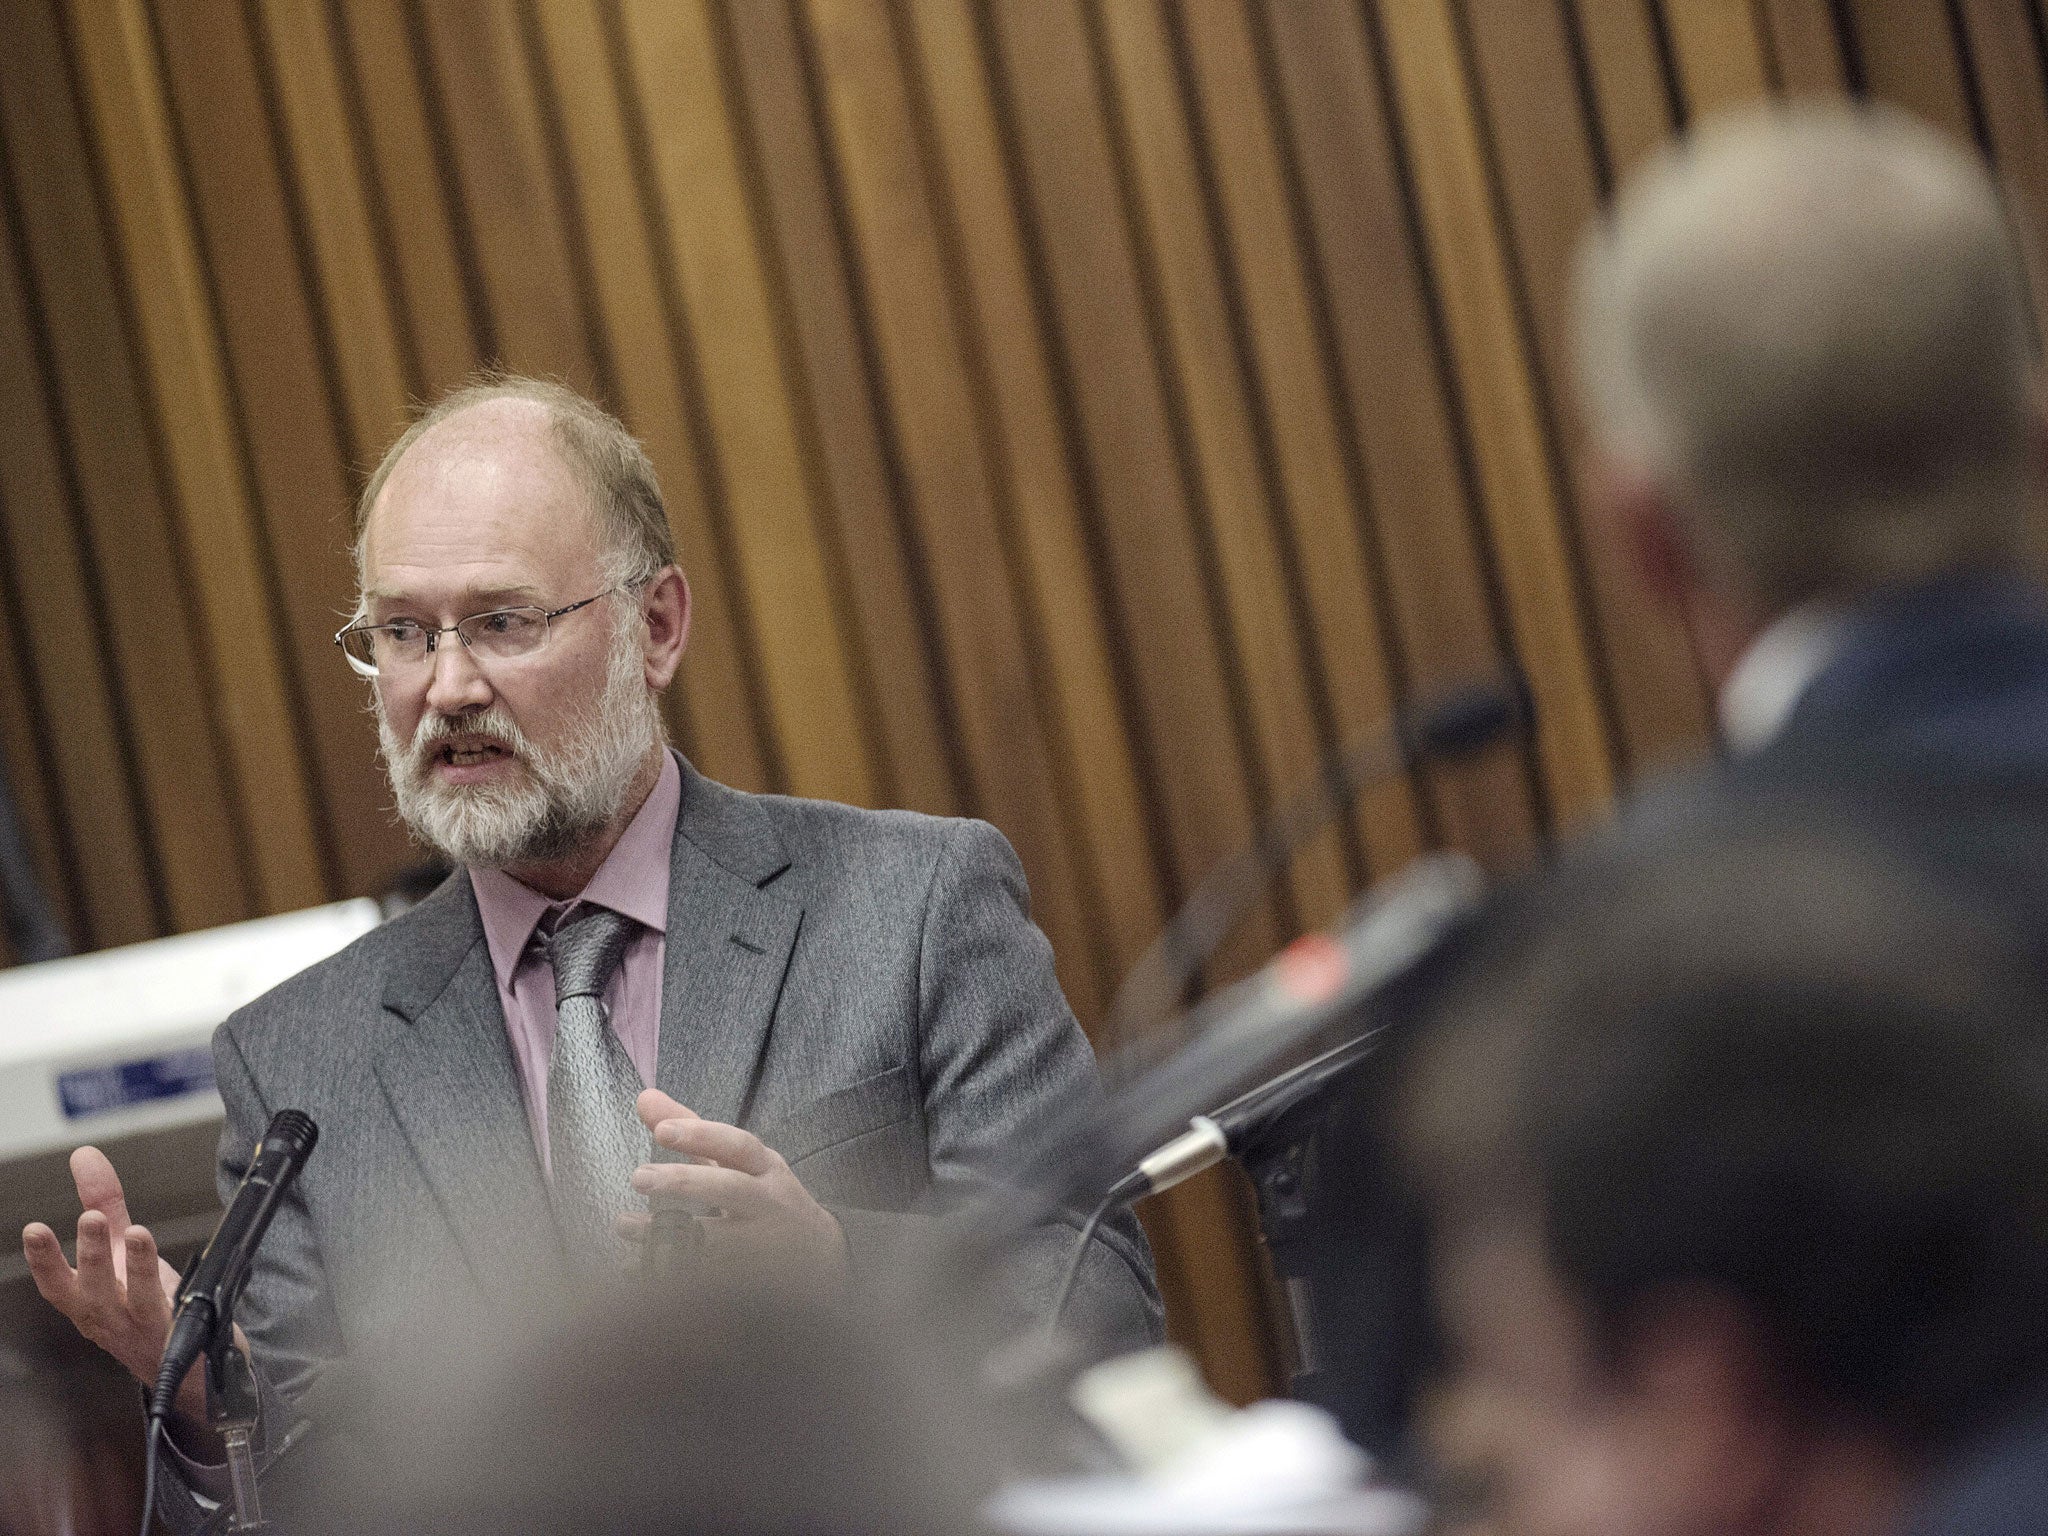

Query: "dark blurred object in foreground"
left=266, top=1271, right=1003, bottom=1536
left=1397, top=826, right=2048, bottom=1536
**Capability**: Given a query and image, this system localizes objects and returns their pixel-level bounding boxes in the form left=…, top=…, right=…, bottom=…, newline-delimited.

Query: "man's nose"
left=422, top=633, right=493, bottom=716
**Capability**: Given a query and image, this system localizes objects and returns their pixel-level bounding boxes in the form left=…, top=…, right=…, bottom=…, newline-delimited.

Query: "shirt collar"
left=1718, top=602, right=1850, bottom=755
left=471, top=750, right=683, bottom=989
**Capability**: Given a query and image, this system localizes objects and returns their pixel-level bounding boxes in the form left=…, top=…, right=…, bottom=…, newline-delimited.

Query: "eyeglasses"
left=334, top=587, right=628, bottom=678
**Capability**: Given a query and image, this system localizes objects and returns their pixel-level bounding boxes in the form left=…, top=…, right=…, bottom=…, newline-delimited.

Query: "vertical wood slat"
left=0, top=166, right=158, bottom=951
left=250, top=0, right=414, bottom=467
left=1571, top=0, right=1680, bottom=176
left=521, top=0, right=778, bottom=795
left=0, top=563, right=70, bottom=965
left=327, top=0, right=482, bottom=390
left=1175, top=0, right=1428, bottom=881
left=0, top=0, right=251, bottom=935
left=1755, top=0, right=1851, bottom=94
left=794, top=0, right=1110, bottom=1015
left=982, top=0, right=1282, bottom=983
left=616, top=0, right=879, bottom=809
left=130, top=0, right=406, bottom=901
left=64, top=0, right=332, bottom=915
left=413, top=0, right=601, bottom=386
left=1956, top=0, right=2048, bottom=335
left=1377, top=0, right=1616, bottom=827
left=1260, top=0, right=1542, bottom=875
left=719, top=0, right=962, bottom=816
left=1658, top=0, right=1773, bottom=116
left=1095, top=0, right=1368, bottom=935
left=896, top=0, right=1165, bottom=989
left=1460, top=1, right=1714, bottom=777
left=1839, top=0, right=1978, bottom=141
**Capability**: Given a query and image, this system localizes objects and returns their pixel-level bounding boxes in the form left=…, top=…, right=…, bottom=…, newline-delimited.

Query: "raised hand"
left=21, top=1146, right=179, bottom=1385
left=618, top=1089, right=847, bottom=1276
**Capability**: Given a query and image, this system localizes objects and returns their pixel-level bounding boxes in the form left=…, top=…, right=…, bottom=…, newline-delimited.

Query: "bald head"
left=1577, top=103, right=2039, bottom=612
left=356, top=374, right=675, bottom=596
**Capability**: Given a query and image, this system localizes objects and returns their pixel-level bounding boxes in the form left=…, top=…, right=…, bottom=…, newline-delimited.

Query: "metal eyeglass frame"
left=333, top=585, right=630, bottom=679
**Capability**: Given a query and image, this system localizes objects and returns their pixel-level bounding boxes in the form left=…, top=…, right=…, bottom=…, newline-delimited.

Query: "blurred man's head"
left=1575, top=104, right=2039, bottom=674
left=1402, top=826, right=2048, bottom=1536
left=278, top=1276, right=999, bottom=1536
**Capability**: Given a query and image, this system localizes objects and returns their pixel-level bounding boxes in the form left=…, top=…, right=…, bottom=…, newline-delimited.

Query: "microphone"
left=1092, top=851, right=1483, bottom=1209
left=1113, top=1006, right=1418, bottom=1204
left=150, top=1110, right=318, bottom=1423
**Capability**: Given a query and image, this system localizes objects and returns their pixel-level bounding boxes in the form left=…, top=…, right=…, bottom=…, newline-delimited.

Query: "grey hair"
left=1574, top=101, right=2038, bottom=610
left=354, top=372, right=676, bottom=594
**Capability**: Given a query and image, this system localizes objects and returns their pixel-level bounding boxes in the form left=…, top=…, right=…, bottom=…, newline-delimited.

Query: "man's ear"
left=1595, top=455, right=1697, bottom=611
left=1613, top=1287, right=1793, bottom=1532
left=642, top=565, right=691, bottom=691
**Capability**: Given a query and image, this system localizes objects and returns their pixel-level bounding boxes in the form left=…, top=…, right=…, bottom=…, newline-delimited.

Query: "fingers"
left=635, top=1089, right=697, bottom=1134
left=652, top=1117, right=778, bottom=1176
left=69, top=1146, right=132, bottom=1233
left=21, top=1223, right=79, bottom=1312
left=614, top=1210, right=652, bottom=1242
left=124, top=1226, right=170, bottom=1332
left=631, top=1159, right=761, bottom=1214
left=154, top=1253, right=185, bottom=1308
left=73, top=1210, right=121, bottom=1316
left=24, top=1202, right=177, bottom=1388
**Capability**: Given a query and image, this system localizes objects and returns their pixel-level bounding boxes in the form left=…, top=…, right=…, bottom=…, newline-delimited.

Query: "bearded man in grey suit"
left=22, top=376, right=1159, bottom=1522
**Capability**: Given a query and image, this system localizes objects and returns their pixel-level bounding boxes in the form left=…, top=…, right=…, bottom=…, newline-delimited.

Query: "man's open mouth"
left=436, top=741, right=512, bottom=767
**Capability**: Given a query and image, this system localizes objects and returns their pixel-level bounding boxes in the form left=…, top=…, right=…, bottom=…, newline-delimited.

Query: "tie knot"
left=546, top=905, right=638, bottom=1006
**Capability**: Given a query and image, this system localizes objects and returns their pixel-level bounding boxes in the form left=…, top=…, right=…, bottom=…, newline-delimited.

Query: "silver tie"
left=545, top=905, right=648, bottom=1264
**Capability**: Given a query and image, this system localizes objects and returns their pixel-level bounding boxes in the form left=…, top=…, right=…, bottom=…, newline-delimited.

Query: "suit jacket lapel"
left=656, top=760, right=801, bottom=1129
left=371, top=875, right=565, bottom=1295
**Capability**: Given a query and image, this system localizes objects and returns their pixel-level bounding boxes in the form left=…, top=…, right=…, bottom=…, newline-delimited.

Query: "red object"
left=1274, top=933, right=1347, bottom=1005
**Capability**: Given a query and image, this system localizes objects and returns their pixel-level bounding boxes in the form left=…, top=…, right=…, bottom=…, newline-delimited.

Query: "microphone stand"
left=641, top=1145, right=705, bottom=1281
left=204, top=1322, right=266, bottom=1532
left=1243, top=1136, right=1319, bottom=1389
left=640, top=1195, right=704, bottom=1280
left=170, top=1237, right=269, bottom=1533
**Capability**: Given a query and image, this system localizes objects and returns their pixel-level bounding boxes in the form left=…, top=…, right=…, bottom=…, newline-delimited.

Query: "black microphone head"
left=263, top=1109, right=319, bottom=1160
left=1407, top=675, right=1531, bottom=762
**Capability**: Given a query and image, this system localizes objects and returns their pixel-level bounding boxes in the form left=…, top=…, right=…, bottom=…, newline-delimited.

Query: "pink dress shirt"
left=469, top=751, right=682, bottom=1177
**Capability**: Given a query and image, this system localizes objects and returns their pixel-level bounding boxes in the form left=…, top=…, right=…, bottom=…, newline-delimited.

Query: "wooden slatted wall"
left=4, top=0, right=2044, bottom=1402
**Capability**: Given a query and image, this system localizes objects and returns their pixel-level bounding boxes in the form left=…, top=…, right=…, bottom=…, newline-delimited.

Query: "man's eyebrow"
left=363, top=584, right=548, bottom=608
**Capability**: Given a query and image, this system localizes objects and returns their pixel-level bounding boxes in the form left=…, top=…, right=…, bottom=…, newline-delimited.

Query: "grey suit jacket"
left=160, top=756, right=1158, bottom=1526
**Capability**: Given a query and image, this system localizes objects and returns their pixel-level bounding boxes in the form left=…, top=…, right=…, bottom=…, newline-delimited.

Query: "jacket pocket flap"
left=772, top=1064, right=916, bottom=1167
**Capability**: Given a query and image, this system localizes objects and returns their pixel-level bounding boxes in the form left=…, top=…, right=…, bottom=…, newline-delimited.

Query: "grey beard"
left=378, top=621, right=665, bottom=870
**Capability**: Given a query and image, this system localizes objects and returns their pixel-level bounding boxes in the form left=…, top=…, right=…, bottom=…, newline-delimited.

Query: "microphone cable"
left=138, top=1414, right=162, bottom=1536
left=1045, top=1190, right=1119, bottom=1340
left=1098, top=677, right=1524, bottom=1076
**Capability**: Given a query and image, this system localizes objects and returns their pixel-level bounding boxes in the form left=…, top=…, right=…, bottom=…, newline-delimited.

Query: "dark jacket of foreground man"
left=1303, top=574, right=2048, bottom=1472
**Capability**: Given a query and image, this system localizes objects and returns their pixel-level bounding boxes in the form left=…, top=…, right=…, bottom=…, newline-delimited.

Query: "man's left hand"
left=622, top=1089, right=848, bottom=1277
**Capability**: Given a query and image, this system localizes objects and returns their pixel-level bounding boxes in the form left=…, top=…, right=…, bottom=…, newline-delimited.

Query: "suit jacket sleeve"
left=828, top=817, right=1164, bottom=1351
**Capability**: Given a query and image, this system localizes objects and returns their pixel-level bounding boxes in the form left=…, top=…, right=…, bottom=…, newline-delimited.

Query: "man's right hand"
left=22, top=1145, right=181, bottom=1389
